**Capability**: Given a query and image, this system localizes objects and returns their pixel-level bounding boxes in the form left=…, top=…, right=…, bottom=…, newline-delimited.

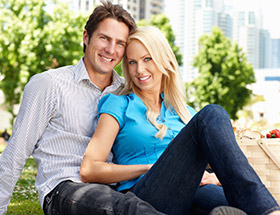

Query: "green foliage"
left=138, top=14, right=183, bottom=66
left=0, top=144, right=41, bottom=213
left=186, top=26, right=256, bottom=120
left=0, top=0, right=87, bottom=126
left=6, top=155, right=42, bottom=214
left=114, top=60, right=123, bottom=76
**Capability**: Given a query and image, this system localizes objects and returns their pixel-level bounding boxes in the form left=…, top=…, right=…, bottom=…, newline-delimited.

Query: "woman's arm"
left=80, top=113, right=152, bottom=184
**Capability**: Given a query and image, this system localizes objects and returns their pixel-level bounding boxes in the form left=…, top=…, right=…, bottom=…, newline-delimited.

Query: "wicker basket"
left=237, top=138, right=280, bottom=204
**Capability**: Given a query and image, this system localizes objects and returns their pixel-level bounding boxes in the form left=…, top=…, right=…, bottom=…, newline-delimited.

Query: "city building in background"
left=271, top=39, right=280, bottom=68
left=259, top=29, right=271, bottom=68
left=70, top=0, right=164, bottom=20
left=165, top=0, right=279, bottom=82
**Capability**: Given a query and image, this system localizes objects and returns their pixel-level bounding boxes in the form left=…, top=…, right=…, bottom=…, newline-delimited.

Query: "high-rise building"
left=271, top=39, right=280, bottom=68
left=168, top=0, right=232, bottom=81
left=218, top=12, right=232, bottom=39
left=70, top=0, right=164, bottom=20
left=232, top=10, right=265, bottom=69
left=259, top=29, right=271, bottom=68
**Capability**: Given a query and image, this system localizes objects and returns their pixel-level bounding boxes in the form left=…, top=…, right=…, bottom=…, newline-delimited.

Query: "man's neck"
left=88, top=71, right=113, bottom=92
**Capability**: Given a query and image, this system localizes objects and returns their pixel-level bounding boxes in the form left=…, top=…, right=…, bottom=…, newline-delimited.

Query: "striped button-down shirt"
left=0, top=58, right=124, bottom=214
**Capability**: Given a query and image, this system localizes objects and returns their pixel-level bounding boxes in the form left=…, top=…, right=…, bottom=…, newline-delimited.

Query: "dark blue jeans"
left=43, top=180, right=165, bottom=215
left=191, top=184, right=228, bottom=214
left=131, top=104, right=280, bottom=215
left=43, top=181, right=225, bottom=215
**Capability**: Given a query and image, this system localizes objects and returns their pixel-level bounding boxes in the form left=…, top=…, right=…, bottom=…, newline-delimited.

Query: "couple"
left=0, top=1, right=279, bottom=215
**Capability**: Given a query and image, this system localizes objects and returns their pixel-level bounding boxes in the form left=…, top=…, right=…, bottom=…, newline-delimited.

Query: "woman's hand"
left=200, top=171, right=221, bottom=186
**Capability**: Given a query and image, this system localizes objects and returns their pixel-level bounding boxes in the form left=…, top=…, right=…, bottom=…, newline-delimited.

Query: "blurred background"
left=1, top=0, right=280, bottom=136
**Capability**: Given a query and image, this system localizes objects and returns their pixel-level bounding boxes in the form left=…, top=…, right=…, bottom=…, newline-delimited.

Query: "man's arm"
left=0, top=73, right=56, bottom=214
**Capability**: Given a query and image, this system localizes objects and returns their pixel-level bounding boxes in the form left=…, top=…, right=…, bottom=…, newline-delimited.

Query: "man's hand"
left=200, top=171, right=221, bottom=186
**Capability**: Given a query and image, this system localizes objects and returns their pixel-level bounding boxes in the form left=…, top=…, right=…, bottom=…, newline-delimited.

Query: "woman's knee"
left=199, top=104, right=229, bottom=120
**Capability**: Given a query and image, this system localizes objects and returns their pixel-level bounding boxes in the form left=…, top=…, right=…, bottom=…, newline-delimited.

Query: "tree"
left=0, top=0, right=87, bottom=126
left=138, top=14, right=182, bottom=66
left=186, top=26, right=256, bottom=120
left=114, top=13, right=182, bottom=75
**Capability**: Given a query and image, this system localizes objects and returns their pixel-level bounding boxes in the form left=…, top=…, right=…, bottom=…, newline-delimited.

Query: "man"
left=0, top=1, right=164, bottom=214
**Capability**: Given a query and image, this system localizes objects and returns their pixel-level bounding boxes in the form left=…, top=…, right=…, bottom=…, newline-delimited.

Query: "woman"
left=80, top=26, right=280, bottom=215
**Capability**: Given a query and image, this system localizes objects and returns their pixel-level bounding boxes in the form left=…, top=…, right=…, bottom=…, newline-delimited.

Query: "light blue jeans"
left=131, top=104, right=280, bottom=215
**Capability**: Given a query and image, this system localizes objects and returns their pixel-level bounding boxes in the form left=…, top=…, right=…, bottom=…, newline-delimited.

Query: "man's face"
left=83, top=18, right=129, bottom=75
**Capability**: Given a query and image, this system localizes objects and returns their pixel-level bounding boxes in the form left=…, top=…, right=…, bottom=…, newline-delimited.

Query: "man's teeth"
left=139, top=76, right=150, bottom=81
left=102, top=56, right=113, bottom=62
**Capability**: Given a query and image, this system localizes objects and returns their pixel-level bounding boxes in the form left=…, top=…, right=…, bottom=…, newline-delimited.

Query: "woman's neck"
left=138, top=91, right=163, bottom=115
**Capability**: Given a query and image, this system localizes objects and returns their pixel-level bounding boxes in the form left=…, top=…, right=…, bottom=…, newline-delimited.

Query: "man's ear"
left=83, top=30, right=89, bottom=45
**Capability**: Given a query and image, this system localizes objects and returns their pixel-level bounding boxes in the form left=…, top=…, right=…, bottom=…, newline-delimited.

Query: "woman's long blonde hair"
left=121, top=26, right=192, bottom=139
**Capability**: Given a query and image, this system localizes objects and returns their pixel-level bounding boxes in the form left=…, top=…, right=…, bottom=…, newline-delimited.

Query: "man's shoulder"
left=45, top=65, right=74, bottom=79
left=30, top=65, right=74, bottom=83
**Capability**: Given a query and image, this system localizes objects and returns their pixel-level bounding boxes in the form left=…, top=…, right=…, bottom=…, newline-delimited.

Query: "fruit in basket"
left=266, top=129, right=280, bottom=138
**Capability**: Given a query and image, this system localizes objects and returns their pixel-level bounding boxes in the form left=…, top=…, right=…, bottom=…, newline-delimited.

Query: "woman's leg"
left=132, top=104, right=279, bottom=215
left=190, top=184, right=228, bottom=215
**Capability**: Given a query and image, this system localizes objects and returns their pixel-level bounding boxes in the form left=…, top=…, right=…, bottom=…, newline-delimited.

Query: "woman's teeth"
left=139, top=76, right=150, bottom=81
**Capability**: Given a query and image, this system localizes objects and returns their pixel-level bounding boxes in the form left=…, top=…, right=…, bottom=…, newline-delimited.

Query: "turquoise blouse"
left=98, top=93, right=196, bottom=191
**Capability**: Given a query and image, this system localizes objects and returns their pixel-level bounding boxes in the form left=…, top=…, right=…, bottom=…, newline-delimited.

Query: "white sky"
left=225, top=0, right=280, bottom=38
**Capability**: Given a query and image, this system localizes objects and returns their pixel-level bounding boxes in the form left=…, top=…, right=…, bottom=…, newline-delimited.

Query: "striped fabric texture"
left=0, top=58, right=124, bottom=213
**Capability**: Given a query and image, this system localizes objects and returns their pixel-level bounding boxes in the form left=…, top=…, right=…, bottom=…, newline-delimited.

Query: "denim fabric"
left=43, top=181, right=165, bottom=215
left=191, top=184, right=228, bottom=215
left=132, top=104, right=280, bottom=215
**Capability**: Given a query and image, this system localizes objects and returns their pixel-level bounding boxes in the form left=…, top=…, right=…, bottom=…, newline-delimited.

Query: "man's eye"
left=118, top=42, right=125, bottom=47
left=128, top=60, right=136, bottom=65
left=144, top=57, right=152, bottom=62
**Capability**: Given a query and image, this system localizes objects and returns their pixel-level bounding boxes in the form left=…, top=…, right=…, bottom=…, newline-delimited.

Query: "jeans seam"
left=262, top=206, right=280, bottom=215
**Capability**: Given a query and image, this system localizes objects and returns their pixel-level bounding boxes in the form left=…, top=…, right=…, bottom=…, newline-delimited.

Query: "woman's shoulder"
left=98, top=93, right=134, bottom=127
left=98, top=93, right=139, bottom=113
left=99, top=93, right=128, bottom=109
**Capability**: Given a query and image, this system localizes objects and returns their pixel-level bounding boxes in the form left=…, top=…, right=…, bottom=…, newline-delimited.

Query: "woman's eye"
left=128, top=60, right=136, bottom=65
left=144, top=57, right=152, bottom=62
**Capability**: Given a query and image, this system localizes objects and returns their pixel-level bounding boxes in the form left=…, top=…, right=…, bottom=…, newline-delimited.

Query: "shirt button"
left=168, top=127, right=171, bottom=130
left=162, top=119, right=165, bottom=122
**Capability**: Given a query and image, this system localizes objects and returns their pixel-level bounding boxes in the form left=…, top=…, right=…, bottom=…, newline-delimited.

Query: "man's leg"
left=43, top=180, right=165, bottom=215
left=132, top=104, right=279, bottom=215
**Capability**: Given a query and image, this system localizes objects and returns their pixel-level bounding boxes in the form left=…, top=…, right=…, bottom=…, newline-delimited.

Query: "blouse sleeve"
left=97, top=94, right=128, bottom=128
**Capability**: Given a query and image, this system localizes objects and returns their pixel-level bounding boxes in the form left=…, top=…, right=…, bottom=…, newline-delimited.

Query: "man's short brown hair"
left=83, top=0, right=137, bottom=53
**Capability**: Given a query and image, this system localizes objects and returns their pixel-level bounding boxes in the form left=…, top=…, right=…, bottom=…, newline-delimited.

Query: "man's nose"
left=105, top=42, right=115, bottom=55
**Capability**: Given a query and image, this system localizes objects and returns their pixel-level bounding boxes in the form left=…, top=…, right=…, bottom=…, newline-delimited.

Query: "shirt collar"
left=72, top=57, right=90, bottom=84
left=72, top=57, right=124, bottom=86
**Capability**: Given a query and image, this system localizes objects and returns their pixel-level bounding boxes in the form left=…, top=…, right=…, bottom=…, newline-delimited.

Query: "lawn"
left=0, top=144, right=43, bottom=215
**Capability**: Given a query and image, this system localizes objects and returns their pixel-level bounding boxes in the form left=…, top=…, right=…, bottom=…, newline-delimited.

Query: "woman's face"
left=126, top=40, right=163, bottom=94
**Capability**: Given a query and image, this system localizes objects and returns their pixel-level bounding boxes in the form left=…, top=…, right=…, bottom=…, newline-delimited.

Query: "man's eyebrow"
left=97, top=32, right=127, bottom=44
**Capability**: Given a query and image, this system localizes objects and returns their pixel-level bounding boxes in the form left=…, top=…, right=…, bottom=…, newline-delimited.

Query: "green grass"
left=0, top=145, right=43, bottom=214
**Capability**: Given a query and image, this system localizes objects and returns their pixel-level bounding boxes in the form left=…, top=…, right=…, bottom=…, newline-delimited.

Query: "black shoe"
left=209, top=206, right=247, bottom=215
